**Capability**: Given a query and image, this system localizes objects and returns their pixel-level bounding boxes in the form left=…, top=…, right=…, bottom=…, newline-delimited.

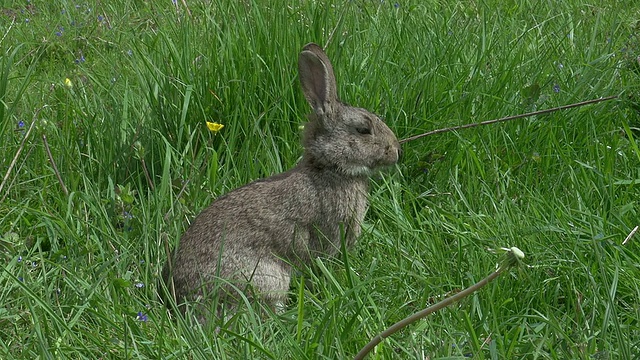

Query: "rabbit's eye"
left=355, top=126, right=372, bottom=135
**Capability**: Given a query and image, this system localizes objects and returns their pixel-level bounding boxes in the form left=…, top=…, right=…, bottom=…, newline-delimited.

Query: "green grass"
left=1, top=0, right=639, bottom=358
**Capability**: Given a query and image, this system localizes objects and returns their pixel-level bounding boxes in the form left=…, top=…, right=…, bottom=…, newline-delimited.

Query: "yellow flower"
left=64, top=78, right=73, bottom=88
left=206, top=121, right=224, bottom=133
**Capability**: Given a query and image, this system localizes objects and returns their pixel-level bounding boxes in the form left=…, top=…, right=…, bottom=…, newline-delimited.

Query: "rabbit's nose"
left=387, top=144, right=401, bottom=163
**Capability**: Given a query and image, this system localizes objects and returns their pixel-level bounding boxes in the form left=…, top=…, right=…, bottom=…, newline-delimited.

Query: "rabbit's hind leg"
left=247, top=258, right=291, bottom=314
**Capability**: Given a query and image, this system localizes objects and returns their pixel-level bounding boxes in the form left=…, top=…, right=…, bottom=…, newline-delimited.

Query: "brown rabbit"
left=161, top=43, right=401, bottom=319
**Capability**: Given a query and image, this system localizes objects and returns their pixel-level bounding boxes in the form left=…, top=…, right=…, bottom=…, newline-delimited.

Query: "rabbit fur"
left=161, top=43, right=401, bottom=319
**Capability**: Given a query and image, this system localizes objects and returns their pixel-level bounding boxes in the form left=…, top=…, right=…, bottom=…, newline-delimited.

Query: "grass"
left=1, top=0, right=639, bottom=358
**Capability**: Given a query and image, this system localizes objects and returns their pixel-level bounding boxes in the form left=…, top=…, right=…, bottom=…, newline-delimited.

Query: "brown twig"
left=0, top=105, right=47, bottom=201
left=42, top=134, right=69, bottom=197
left=141, top=158, right=155, bottom=191
left=399, top=95, right=619, bottom=144
left=354, top=247, right=525, bottom=360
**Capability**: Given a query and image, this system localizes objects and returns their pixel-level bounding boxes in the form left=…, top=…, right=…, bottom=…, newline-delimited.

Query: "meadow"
left=1, top=0, right=639, bottom=358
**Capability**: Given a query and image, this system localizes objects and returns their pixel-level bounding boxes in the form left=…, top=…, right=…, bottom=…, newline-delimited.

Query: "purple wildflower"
left=136, top=311, right=148, bottom=322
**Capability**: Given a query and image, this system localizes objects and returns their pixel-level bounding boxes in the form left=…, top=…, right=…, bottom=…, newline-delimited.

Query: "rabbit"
left=161, top=43, right=401, bottom=320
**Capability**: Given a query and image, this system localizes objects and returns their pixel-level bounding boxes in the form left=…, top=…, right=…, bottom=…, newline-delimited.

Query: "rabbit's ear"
left=298, top=43, right=339, bottom=115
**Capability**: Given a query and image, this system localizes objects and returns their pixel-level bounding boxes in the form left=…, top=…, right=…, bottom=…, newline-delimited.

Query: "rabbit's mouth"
left=375, top=144, right=402, bottom=167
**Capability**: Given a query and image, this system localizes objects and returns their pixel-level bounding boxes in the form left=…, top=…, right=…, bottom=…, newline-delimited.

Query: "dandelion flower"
left=206, top=121, right=224, bottom=133
left=64, top=78, right=73, bottom=88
